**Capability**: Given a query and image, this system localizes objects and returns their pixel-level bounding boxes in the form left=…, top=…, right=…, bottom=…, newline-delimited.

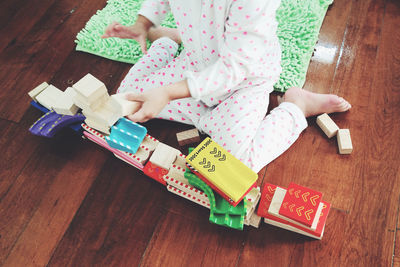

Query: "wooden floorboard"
left=0, top=0, right=399, bottom=266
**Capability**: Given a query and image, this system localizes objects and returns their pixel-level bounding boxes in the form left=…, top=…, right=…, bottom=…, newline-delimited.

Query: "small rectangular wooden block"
left=28, top=82, right=49, bottom=101
left=84, top=118, right=110, bottom=135
left=72, top=73, right=108, bottom=103
left=35, top=85, right=65, bottom=110
left=176, top=128, right=201, bottom=146
left=110, top=93, right=141, bottom=117
left=53, top=87, right=79, bottom=115
left=249, top=212, right=262, bottom=228
left=337, top=129, right=353, bottom=154
left=149, top=142, right=180, bottom=170
left=72, top=91, right=108, bottom=111
left=316, top=113, right=339, bottom=138
left=82, top=101, right=120, bottom=127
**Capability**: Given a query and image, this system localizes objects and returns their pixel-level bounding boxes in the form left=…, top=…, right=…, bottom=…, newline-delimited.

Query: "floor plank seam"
left=137, top=209, right=166, bottom=267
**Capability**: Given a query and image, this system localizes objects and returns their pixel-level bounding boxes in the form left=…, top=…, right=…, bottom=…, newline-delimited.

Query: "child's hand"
left=102, top=16, right=153, bottom=54
left=124, top=87, right=170, bottom=123
left=124, top=80, right=191, bottom=123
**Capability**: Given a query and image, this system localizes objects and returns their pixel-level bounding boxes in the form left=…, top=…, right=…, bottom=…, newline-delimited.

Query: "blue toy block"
left=105, top=118, right=147, bottom=154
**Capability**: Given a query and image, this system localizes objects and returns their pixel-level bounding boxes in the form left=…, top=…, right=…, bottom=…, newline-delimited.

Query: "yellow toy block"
left=186, top=137, right=258, bottom=206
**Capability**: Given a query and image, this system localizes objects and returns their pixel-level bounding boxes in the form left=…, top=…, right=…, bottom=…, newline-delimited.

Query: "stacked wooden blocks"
left=257, top=182, right=331, bottom=239
left=316, top=113, right=353, bottom=154
left=28, top=82, right=79, bottom=116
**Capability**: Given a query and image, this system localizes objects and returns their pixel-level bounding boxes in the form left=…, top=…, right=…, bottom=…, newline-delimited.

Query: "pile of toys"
left=28, top=73, right=334, bottom=237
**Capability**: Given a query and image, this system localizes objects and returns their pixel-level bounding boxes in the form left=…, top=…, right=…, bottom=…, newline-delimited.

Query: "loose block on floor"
left=337, top=129, right=353, bottom=154
left=176, top=128, right=201, bottom=146
left=316, top=113, right=339, bottom=138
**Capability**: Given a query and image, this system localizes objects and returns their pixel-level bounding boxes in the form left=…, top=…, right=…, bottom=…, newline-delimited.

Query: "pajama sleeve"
left=138, top=0, right=171, bottom=26
left=185, top=0, right=281, bottom=102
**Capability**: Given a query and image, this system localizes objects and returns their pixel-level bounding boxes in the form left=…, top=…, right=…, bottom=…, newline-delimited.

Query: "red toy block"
left=143, top=161, right=168, bottom=185
left=257, top=183, right=277, bottom=218
left=279, top=182, right=322, bottom=228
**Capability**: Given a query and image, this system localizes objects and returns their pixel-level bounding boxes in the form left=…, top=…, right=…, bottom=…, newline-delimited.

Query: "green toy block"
left=185, top=147, right=247, bottom=230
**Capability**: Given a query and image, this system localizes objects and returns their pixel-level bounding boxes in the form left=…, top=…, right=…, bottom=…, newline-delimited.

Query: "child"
left=102, top=0, right=351, bottom=173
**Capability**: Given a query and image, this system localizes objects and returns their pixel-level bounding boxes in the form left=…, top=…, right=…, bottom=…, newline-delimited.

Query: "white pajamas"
left=118, top=0, right=308, bottom=172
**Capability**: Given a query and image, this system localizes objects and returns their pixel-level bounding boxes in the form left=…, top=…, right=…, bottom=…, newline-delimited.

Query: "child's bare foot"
left=282, top=87, right=351, bottom=117
left=148, top=26, right=182, bottom=44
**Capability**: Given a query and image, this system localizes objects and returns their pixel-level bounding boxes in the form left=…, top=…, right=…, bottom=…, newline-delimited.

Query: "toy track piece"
left=29, top=110, right=85, bottom=138
left=30, top=100, right=83, bottom=133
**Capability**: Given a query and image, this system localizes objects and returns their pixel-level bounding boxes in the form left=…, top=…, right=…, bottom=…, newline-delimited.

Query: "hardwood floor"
left=0, top=0, right=399, bottom=266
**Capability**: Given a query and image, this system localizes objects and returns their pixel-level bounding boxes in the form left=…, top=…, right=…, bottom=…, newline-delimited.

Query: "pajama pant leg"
left=116, top=38, right=308, bottom=173
left=238, top=102, right=308, bottom=173
left=194, top=85, right=308, bottom=173
left=117, top=37, right=210, bottom=126
left=117, top=37, right=180, bottom=94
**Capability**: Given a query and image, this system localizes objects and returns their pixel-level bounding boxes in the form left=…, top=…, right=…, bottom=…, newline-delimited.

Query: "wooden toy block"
left=167, top=185, right=210, bottom=209
left=28, top=82, right=49, bottom=101
left=164, top=164, right=187, bottom=184
left=84, top=117, right=110, bottom=135
left=269, top=187, right=323, bottom=230
left=248, top=212, right=262, bottom=228
left=259, top=184, right=331, bottom=239
left=140, top=135, right=159, bottom=152
left=316, top=113, right=339, bottom=138
left=52, top=87, right=79, bottom=116
left=35, top=85, right=65, bottom=111
left=82, top=102, right=120, bottom=128
left=164, top=176, right=209, bottom=203
left=72, top=92, right=108, bottom=111
left=186, top=137, right=258, bottom=206
left=264, top=201, right=331, bottom=239
left=257, top=183, right=277, bottom=218
left=143, top=161, right=169, bottom=185
left=279, top=182, right=322, bottom=228
left=149, top=142, right=180, bottom=170
left=337, top=129, right=353, bottom=154
left=72, top=73, right=108, bottom=103
left=110, top=93, right=141, bottom=117
left=176, top=128, right=201, bottom=146
left=173, top=153, right=187, bottom=169
left=244, top=187, right=261, bottom=219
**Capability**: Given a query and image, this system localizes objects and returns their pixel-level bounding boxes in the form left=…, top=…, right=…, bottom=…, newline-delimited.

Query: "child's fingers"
left=126, top=108, right=152, bottom=123
left=137, top=35, right=148, bottom=54
left=124, top=92, right=145, bottom=102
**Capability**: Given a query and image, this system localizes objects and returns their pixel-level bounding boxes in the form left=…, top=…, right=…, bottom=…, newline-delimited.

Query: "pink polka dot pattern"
left=118, top=1, right=307, bottom=172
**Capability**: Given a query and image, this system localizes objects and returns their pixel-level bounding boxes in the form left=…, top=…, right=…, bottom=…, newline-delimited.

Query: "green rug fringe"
left=75, top=0, right=333, bottom=92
